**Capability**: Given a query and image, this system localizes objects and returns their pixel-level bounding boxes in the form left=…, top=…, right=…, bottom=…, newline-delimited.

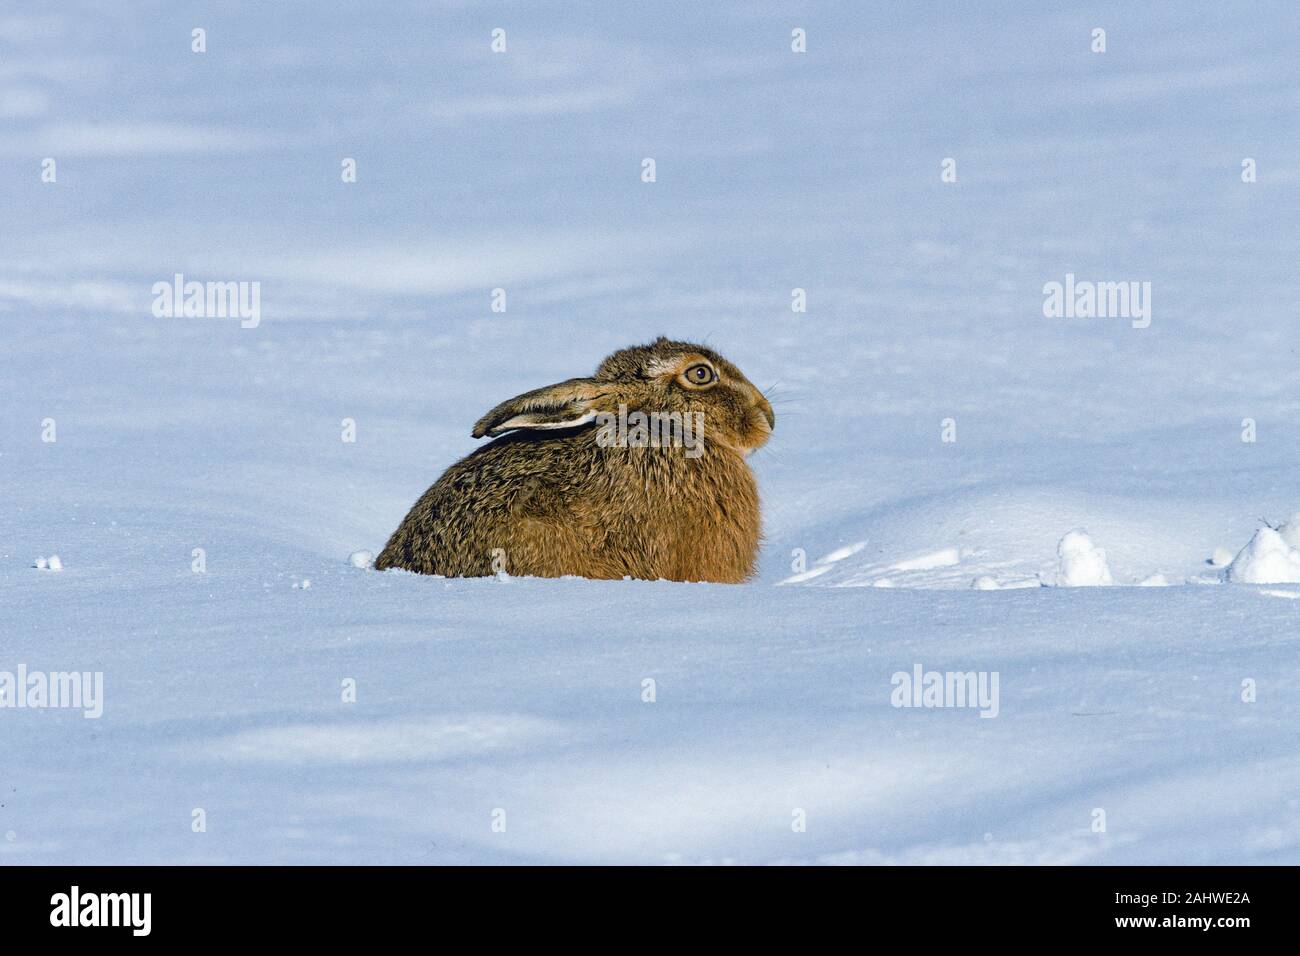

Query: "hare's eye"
left=684, top=364, right=716, bottom=386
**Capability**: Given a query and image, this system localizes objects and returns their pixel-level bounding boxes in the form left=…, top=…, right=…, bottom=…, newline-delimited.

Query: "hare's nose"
left=757, top=397, right=775, bottom=430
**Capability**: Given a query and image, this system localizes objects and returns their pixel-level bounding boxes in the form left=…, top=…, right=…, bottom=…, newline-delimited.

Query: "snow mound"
left=1225, top=527, right=1300, bottom=585
left=33, top=555, right=63, bottom=571
left=1055, top=531, right=1113, bottom=587
left=348, top=550, right=375, bottom=569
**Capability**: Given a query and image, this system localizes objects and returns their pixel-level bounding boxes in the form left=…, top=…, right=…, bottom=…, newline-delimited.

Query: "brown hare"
left=375, top=337, right=774, bottom=582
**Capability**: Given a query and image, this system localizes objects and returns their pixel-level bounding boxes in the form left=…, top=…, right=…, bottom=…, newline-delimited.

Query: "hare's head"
left=471, top=337, right=774, bottom=455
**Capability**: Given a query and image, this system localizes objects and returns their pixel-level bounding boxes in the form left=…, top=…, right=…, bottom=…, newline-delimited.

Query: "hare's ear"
left=471, top=378, right=612, bottom=438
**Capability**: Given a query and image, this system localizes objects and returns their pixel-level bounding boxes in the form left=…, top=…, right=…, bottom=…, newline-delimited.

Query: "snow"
left=1282, top=515, right=1300, bottom=550
left=1054, top=531, right=1115, bottom=587
left=3, top=3, right=1300, bottom=865
left=891, top=547, right=963, bottom=573
left=1225, top=528, right=1300, bottom=585
left=1209, top=547, right=1236, bottom=568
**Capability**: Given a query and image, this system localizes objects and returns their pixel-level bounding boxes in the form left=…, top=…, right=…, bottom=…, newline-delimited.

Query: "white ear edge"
left=489, top=410, right=599, bottom=436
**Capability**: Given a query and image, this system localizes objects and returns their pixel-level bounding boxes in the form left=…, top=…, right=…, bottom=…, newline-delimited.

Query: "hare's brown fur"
left=375, top=338, right=773, bottom=583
